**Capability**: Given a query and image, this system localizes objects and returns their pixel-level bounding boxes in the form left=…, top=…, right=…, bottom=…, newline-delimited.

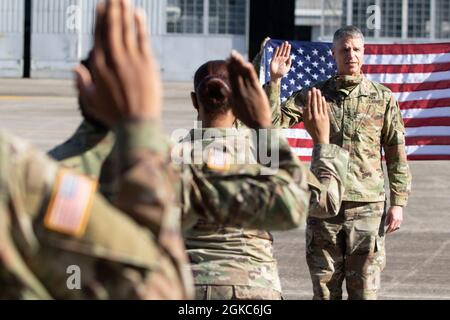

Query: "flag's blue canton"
left=263, top=40, right=337, bottom=102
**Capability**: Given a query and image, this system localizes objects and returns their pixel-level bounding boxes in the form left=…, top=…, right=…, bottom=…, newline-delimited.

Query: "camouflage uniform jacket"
left=266, top=76, right=411, bottom=206
left=48, top=120, right=114, bottom=178
left=173, top=128, right=349, bottom=290
left=0, top=121, right=193, bottom=299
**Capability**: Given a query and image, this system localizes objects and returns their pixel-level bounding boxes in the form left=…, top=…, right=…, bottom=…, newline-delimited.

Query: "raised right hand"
left=303, top=88, right=330, bottom=145
left=75, top=0, right=162, bottom=127
left=269, top=41, right=292, bottom=84
left=227, top=50, right=272, bottom=129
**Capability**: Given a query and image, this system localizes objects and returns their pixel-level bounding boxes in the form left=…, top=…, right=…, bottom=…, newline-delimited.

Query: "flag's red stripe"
left=406, top=136, right=450, bottom=145
left=363, top=62, right=450, bottom=74
left=365, top=43, right=450, bottom=55
left=298, top=154, right=450, bottom=161
left=400, top=98, right=450, bottom=110
left=287, top=138, right=313, bottom=148
left=383, top=80, right=450, bottom=93
left=288, top=136, right=450, bottom=147
left=290, top=122, right=305, bottom=129
left=404, top=117, right=450, bottom=127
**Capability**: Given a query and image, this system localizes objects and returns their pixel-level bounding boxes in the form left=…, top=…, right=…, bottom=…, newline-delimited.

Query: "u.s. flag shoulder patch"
left=206, top=148, right=231, bottom=172
left=44, top=169, right=97, bottom=237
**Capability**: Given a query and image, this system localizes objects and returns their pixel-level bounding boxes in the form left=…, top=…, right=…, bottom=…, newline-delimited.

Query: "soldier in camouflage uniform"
left=48, top=53, right=114, bottom=178
left=0, top=0, right=193, bottom=299
left=176, top=51, right=350, bottom=300
left=265, top=26, right=412, bottom=299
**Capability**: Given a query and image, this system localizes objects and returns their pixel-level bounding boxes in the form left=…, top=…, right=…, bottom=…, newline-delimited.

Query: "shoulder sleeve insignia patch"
left=44, top=169, right=97, bottom=237
left=206, top=148, right=231, bottom=172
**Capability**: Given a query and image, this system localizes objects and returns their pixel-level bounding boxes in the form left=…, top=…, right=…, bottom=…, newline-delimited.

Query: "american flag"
left=261, top=39, right=450, bottom=161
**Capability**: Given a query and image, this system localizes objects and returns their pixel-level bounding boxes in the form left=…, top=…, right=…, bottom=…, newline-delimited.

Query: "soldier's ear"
left=191, top=92, right=199, bottom=110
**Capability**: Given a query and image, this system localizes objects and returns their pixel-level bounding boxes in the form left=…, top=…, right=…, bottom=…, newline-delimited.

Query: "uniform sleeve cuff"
left=390, top=196, right=408, bottom=207
left=114, top=119, right=169, bottom=157
left=312, top=144, right=345, bottom=159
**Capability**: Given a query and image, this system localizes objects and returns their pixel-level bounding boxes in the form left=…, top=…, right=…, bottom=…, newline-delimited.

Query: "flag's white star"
left=305, top=55, right=311, bottom=61
left=327, top=62, right=334, bottom=68
left=268, top=46, right=274, bottom=53
left=304, top=79, right=311, bottom=86
left=289, top=79, right=295, bottom=85
left=290, top=66, right=296, bottom=72
left=320, top=68, right=326, bottom=74
left=320, top=56, right=326, bottom=62
left=297, top=47, right=304, bottom=54
left=312, top=49, right=318, bottom=55
left=289, top=91, right=293, bottom=96
left=297, top=85, right=302, bottom=90
left=291, top=54, right=297, bottom=61
left=327, top=49, right=332, bottom=56
left=305, top=67, right=311, bottom=73
left=312, top=61, right=319, bottom=68
left=312, top=74, right=318, bottom=80
left=282, top=84, right=288, bottom=90
left=297, top=73, right=304, bottom=79
left=297, top=60, right=303, bottom=66
left=281, top=97, right=287, bottom=102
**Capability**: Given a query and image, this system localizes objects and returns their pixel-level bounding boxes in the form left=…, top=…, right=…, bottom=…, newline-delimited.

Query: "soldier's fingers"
left=273, top=46, right=280, bottom=59
left=74, top=64, right=93, bottom=103
left=281, top=41, right=289, bottom=58
left=120, top=0, right=134, bottom=51
left=312, top=88, right=319, bottom=119
left=106, top=0, right=124, bottom=66
left=94, top=2, right=106, bottom=56
left=286, top=56, right=292, bottom=68
left=135, top=9, right=150, bottom=58
left=285, top=43, right=292, bottom=59
left=321, top=96, right=328, bottom=118
left=315, top=89, right=322, bottom=116
left=231, top=50, right=255, bottom=81
left=305, top=90, right=312, bottom=121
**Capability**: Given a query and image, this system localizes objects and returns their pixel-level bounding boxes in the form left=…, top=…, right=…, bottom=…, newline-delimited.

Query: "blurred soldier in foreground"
left=265, top=27, right=411, bottom=299
left=0, top=0, right=191, bottom=299
left=176, top=52, right=350, bottom=300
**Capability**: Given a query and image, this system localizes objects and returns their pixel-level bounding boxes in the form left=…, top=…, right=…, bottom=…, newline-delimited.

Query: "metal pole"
left=402, top=0, right=408, bottom=39
left=77, top=0, right=83, bottom=60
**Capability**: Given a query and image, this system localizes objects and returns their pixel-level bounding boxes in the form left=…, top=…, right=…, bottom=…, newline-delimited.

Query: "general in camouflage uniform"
left=265, top=26, right=411, bottom=299
left=0, top=121, right=192, bottom=299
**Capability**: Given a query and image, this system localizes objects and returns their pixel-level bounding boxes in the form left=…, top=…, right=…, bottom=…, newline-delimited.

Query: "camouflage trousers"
left=194, top=285, right=282, bottom=300
left=306, top=201, right=386, bottom=300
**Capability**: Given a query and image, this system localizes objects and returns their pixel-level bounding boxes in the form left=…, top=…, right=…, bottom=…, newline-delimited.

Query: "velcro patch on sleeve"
left=44, top=169, right=97, bottom=237
left=206, top=148, right=231, bottom=172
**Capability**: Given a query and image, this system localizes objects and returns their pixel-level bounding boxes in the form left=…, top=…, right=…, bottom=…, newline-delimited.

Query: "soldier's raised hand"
left=75, top=0, right=162, bottom=127
left=270, top=41, right=292, bottom=84
left=303, top=88, right=330, bottom=145
left=227, top=50, right=272, bottom=129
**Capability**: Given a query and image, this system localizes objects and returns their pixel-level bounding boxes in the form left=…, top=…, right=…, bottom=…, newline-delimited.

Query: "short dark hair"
left=332, top=26, right=364, bottom=47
